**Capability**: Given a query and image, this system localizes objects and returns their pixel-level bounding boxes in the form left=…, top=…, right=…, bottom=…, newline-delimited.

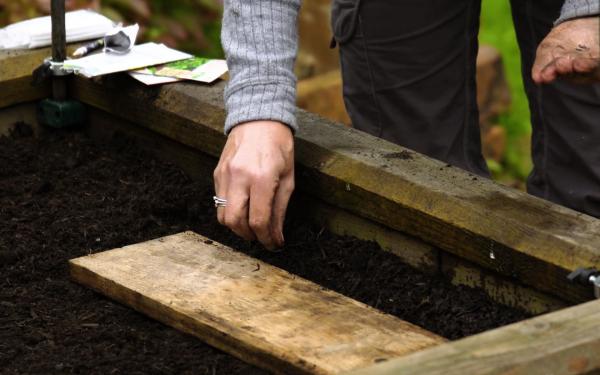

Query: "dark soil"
left=0, top=126, right=529, bottom=375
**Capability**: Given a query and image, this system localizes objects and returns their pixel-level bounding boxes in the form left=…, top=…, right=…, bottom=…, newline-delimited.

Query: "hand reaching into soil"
left=214, top=121, right=295, bottom=250
left=533, top=16, right=600, bottom=84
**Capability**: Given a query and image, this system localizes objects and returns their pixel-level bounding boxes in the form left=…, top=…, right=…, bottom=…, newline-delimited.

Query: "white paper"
left=0, top=10, right=114, bottom=50
left=63, top=43, right=192, bottom=78
left=183, top=59, right=228, bottom=83
left=129, top=72, right=181, bottom=85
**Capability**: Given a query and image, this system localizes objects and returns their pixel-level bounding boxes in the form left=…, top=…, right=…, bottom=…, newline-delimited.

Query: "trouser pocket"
left=330, top=0, right=362, bottom=47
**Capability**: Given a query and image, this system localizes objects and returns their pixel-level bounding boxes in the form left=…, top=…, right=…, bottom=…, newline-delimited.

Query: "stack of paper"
left=64, top=42, right=192, bottom=78
left=0, top=10, right=114, bottom=50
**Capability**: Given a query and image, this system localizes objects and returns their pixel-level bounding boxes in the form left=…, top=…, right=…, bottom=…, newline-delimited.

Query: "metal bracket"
left=567, top=267, right=600, bottom=299
left=590, top=275, right=600, bottom=299
left=46, top=57, right=75, bottom=76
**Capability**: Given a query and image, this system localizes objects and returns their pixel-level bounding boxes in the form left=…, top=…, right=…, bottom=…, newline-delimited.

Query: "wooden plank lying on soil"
left=66, top=74, right=600, bottom=304
left=345, top=299, right=600, bottom=375
left=69, top=231, right=444, bottom=375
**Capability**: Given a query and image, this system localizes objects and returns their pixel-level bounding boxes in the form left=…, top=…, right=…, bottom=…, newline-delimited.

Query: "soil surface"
left=0, top=126, right=529, bottom=374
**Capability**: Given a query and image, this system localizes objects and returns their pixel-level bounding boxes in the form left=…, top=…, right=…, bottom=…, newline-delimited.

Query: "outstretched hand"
left=533, top=16, right=600, bottom=84
left=214, top=121, right=295, bottom=250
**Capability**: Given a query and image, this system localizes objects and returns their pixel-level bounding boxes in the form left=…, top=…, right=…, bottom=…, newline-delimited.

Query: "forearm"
left=556, top=0, right=600, bottom=24
left=221, top=0, right=302, bottom=134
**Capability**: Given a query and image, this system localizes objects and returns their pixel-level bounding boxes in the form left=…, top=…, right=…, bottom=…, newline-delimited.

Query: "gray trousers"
left=331, top=0, right=600, bottom=217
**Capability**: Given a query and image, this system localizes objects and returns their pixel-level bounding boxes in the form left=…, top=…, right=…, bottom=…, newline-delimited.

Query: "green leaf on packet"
left=134, top=56, right=228, bottom=83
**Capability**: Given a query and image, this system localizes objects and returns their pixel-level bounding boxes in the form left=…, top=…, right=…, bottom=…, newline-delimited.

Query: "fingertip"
left=541, top=67, right=557, bottom=83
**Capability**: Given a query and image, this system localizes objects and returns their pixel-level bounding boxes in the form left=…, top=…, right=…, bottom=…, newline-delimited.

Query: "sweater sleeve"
left=555, top=0, right=599, bottom=24
left=221, top=0, right=302, bottom=134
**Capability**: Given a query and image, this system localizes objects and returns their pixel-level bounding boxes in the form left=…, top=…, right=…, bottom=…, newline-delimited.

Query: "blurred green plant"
left=0, top=0, right=224, bottom=57
left=480, top=0, right=533, bottom=184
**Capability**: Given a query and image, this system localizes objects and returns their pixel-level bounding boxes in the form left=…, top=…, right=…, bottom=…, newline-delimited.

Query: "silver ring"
left=213, top=196, right=227, bottom=208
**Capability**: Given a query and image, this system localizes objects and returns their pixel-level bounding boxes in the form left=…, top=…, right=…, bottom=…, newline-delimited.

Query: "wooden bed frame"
left=3, top=47, right=600, bottom=375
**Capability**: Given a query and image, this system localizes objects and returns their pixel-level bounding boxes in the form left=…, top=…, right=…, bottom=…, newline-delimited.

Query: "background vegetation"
left=480, top=1, right=532, bottom=183
left=0, top=0, right=224, bottom=57
left=1, top=0, right=532, bottom=182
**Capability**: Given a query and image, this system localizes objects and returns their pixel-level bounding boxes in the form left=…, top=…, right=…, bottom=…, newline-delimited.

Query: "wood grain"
left=70, top=232, right=443, bottom=375
left=346, top=299, right=600, bottom=375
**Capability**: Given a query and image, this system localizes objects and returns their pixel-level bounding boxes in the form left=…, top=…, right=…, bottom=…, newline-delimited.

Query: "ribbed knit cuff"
left=555, top=0, right=600, bottom=24
left=223, top=82, right=298, bottom=135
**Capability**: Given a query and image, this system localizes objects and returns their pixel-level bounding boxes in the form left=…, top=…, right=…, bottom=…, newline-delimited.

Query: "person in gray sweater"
left=214, top=0, right=600, bottom=250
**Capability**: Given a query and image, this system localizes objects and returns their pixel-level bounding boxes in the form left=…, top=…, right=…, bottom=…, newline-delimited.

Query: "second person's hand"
left=214, top=120, right=295, bottom=250
left=533, top=16, right=600, bottom=84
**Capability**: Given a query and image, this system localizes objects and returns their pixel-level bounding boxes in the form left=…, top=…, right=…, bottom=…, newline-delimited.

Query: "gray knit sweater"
left=221, top=0, right=599, bottom=134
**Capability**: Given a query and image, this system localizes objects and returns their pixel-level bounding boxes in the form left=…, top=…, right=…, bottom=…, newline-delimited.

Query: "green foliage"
left=480, top=0, right=533, bottom=182
left=0, top=0, right=224, bottom=58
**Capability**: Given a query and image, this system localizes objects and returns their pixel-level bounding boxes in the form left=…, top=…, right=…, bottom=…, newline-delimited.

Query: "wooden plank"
left=345, top=299, right=600, bottom=375
left=0, top=45, right=81, bottom=109
left=0, top=45, right=81, bottom=82
left=69, top=231, right=444, bottom=375
left=440, top=253, right=566, bottom=315
left=0, top=47, right=53, bottom=82
left=0, top=76, right=50, bottom=109
left=65, top=74, right=600, bottom=304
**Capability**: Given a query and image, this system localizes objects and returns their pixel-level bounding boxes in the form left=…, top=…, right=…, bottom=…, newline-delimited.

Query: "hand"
left=214, top=121, right=295, bottom=250
left=533, top=17, right=600, bottom=84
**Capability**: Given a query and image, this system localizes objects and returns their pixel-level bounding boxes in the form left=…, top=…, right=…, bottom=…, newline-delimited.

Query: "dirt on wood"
left=0, top=126, right=529, bottom=374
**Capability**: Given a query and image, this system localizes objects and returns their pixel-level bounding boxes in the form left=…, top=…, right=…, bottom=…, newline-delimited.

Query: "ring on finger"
left=213, top=195, right=228, bottom=208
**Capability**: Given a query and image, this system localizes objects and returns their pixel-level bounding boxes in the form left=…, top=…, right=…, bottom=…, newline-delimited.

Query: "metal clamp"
left=46, top=57, right=75, bottom=76
left=567, top=267, right=600, bottom=299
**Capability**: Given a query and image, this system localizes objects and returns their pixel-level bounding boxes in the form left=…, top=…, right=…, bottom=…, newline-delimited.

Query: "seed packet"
left=131, top=57, right=228, bottom=84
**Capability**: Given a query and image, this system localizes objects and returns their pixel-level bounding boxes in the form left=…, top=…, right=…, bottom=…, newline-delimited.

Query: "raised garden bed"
left=4, top=46, right=600, bottom=374
left=1, top=125, right=528, bottom=374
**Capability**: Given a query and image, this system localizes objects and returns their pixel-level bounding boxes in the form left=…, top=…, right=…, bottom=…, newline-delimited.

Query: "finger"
left=554, top=55, right=576, bottom=75
left=532, top=44, right=560, bottom=82
left=270, top=174, right=294, bottom=248
left=249, top=175, right=279, bottom=250
left=540, top=62, right=558, bottom=83
left=223, top=174, right=255, bottom=241
left=573, top=57, right=600, bottom=74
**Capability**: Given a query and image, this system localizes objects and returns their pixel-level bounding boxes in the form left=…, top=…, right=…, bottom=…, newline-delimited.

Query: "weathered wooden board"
left=0, top=45, right=82, bottom=108
left=345, top=299, right=600, bottom=375
left=69, top=232, right=443, bottom=375
left=0, top=76, right=50, bottom=109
